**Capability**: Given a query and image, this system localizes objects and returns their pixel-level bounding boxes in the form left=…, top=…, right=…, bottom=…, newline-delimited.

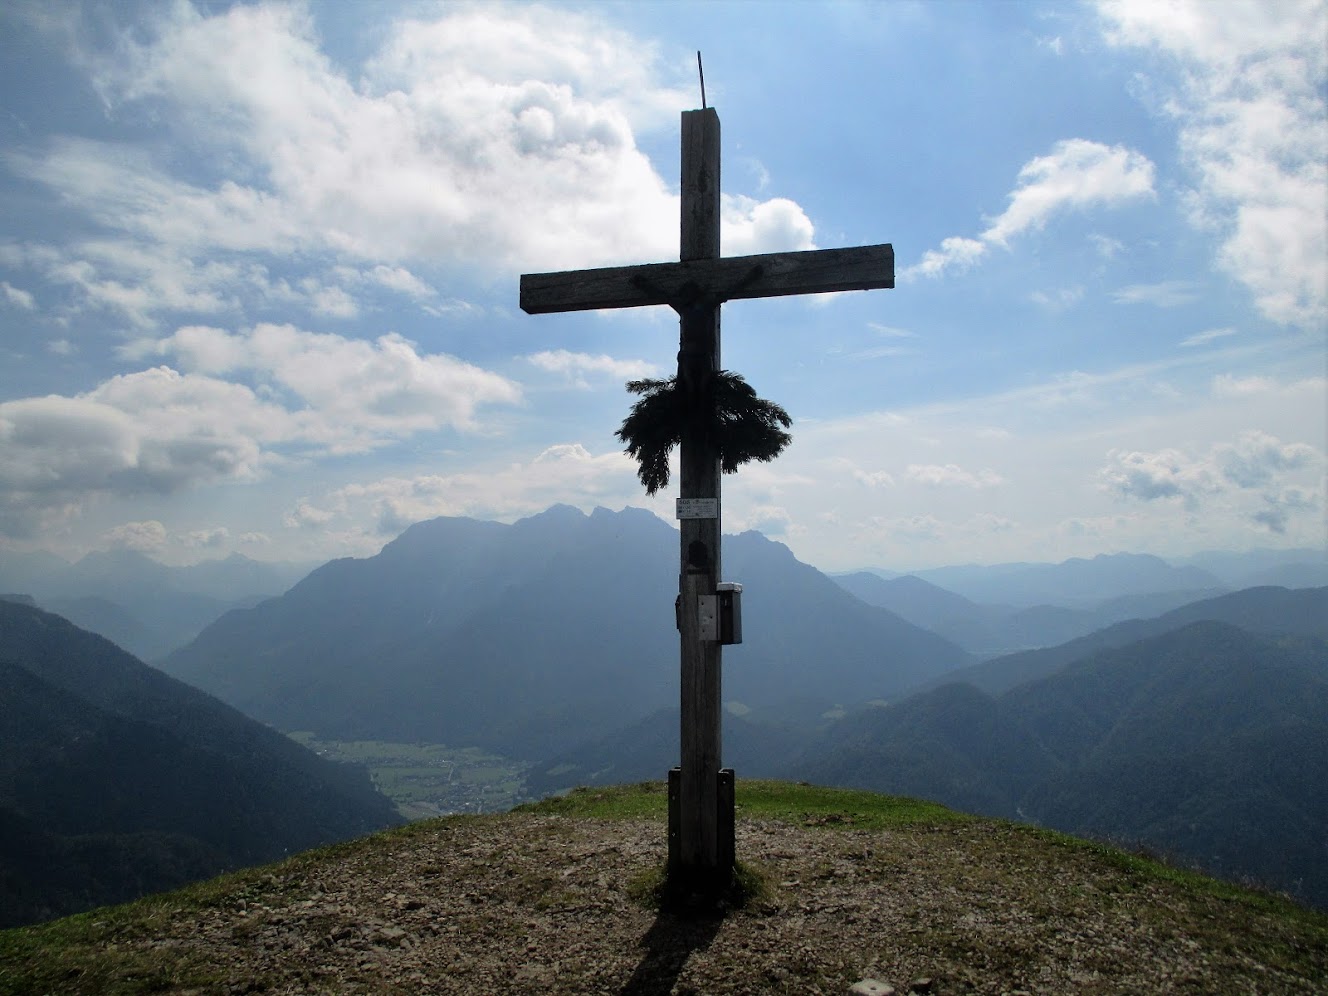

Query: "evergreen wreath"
left=616, top=370, right=793, bottom=495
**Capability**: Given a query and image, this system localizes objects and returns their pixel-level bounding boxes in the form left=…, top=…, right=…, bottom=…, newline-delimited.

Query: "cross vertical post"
left=518, top=104, right=893, bottom=900
left=673, top=107, right=729, bottom=889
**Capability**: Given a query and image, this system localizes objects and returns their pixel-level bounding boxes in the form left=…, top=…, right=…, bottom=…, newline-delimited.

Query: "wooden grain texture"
left=676, top=106, right=725, bottom=878
left=517, top=105, right=894, bottom=890
left=681, top=107, right=720, bottom=262
left=519, top=243, right=894, bottom=314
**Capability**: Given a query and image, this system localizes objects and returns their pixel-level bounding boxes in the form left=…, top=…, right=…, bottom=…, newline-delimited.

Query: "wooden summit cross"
left=520, top=107, right=893, bottom=891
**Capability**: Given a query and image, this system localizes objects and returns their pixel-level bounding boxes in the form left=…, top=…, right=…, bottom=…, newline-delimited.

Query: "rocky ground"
left=42, top=811, right=1327, bottom=995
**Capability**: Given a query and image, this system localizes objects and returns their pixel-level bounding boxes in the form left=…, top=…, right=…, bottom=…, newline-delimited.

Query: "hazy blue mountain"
left=913, top=586, right=1328, bottom=698
left=0, top=600, right=401, bottom=928
left=0, top=549, right=310, bottom=661
left=1181, top=547, right=1326, bottom=587
left=831, top=570, right=1230, bottom=657
left=832, top=572, right=983, bottom=627
left=161, top=506, right=971, bottom=759
left=1238, top=561, right=1328, bottom=589
left=38, top=595, right=161, bottom=662
left=911, top=553, right=1223, bottom=608
left=798, top=620, right=1328, bottom=908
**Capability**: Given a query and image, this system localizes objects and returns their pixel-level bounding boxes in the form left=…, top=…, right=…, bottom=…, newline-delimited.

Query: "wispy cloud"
left=1180, top=326, right=1236, bottom=348
left=905, top=138, right=1155, bottom=279
left=1096, top=0, right=1327, bottom=328
left=525, top=349, right=659, bottom=388
left=1112, top=280, right=1198, bottom=307
left=1, top=281, right=34, bottom=310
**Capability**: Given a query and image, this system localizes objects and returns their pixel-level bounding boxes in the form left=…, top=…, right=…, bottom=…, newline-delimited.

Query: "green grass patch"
left=517, top=778, right=971, bottom=830
left=513, top=780, right=671, bottom=820
left=1029, top=824, right=1328, bottom=926
left=626, top=859, right=775, bottom=915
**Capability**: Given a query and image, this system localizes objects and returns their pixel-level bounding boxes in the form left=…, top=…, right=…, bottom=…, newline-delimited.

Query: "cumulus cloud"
left=1217, top=430, right=1315, bottom=488
left=1099, top=447, right=1220, bottom=507
left=126, top=323, right=521, bottom=451
left=184, top=526, right=230, bottom=549
left=6, top=2, right=816, bottom=335
left=906, top=139, right=1155, bottom=278
left=101, top=519, right=168, bottom=553
left=1, top=323, right=521, bottom=538
left=0, top=369, right=277, bottom=537
left=1096, top=0, right=1328, bottom=328
left=1100, top=429, right=1324, bottom=529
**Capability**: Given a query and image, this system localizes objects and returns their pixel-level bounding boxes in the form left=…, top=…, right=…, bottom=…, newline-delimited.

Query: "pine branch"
left=615, top=371, right=792, bottom=495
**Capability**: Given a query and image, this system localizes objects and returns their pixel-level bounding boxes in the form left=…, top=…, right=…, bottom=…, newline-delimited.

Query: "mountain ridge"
left=0, top=600, right=402, bottom=928
left=159, top=506, right=971, bottom=757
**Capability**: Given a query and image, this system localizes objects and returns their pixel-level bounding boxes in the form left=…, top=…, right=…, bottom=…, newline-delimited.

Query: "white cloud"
left=1, top=323, right=522, bottom=539
left=1030, top=286, right=1085, bottom=310
left=1112, top=280, right=1198, bottom=307
left=1089, top=233, right=1125, bottom=258
left=5, top=5, right=822, bottom=331
left=1180, top=327, right=1236, bottom=348
left=906, top=464, right=1003, bottom=488
left=367, top=265, right=435, bottom=301
left=290, top=442, right=640, bottom=536
left=128, top=323, right=521, bottom=451
left=1097, top=0, right=1328, bottom=328
left=1100, top=447, right=1221, bottom=507
left=1211, top=373, right=1275, bottom=397
left=1217, top=429, right=1316, bottom=488
left=905, top=139, right=1155, bottom=278
left=720, top=195, right=816, bottom=257
left=35, top=4, right=805, bottom=284
left=2, top=281, right=35, bottom=309
left=984, top=140, right=1155, bottom=246
left=1100, top=429, right=1323, bottom=528
left=101, top=519, right=167, bottom=553
left=908, top=236, right=986, bottom=280
left=526, top=349, right=659, bottom=388
left=845, top=463, right=896, bottom=488
left=183, top=526, right=229, bottom=549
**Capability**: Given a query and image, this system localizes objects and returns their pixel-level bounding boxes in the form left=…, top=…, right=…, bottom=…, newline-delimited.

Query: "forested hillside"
left=0, top=600, right=401, bottom=928
left=799, top=618, right=1328, bottom=908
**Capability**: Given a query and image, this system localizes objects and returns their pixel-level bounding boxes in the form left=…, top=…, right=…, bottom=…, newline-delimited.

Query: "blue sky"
left=0, top=0, right=1324, bottom=572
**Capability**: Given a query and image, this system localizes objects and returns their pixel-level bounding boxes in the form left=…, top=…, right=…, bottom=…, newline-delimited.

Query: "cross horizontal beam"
left=519, top=243, right=893, bottom=315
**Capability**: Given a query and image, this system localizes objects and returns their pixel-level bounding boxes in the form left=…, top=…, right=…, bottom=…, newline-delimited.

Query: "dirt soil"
left=74, top=813, right=1327, bottom=995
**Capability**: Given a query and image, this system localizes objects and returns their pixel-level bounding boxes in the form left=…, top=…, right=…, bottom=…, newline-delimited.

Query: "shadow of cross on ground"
left=620, top=911, right=724, bottom=996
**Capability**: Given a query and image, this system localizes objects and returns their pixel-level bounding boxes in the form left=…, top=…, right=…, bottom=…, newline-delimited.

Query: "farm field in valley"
left=288, top=735, right=530, bottom=820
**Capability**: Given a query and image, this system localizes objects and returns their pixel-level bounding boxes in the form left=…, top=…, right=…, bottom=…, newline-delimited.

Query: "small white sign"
left=676, top=497, right=718, bottom=520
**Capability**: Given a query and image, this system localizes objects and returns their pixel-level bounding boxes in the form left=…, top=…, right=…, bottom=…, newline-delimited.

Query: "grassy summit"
left=2, top=782, right=1324, bottom=995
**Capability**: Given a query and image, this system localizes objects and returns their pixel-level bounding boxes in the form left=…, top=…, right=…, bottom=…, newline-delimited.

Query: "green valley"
left=287, top=735, right=530, bottom=820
